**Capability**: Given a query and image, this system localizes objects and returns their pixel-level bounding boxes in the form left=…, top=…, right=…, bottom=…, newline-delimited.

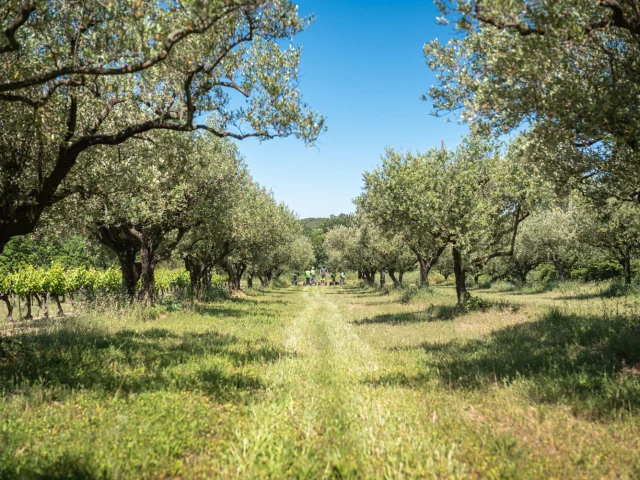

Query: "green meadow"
left=1, top=282, right=638, bottom=479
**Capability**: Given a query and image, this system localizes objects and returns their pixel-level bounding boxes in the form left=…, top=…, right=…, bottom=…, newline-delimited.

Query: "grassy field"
left=1, top=282, right=639, bottom=478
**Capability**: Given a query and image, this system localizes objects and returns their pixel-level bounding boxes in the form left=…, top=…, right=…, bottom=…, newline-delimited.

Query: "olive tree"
left=324, top=220, right=415, bottom=287
left=324, top=225, right=379, bottom=283
left=581, top=199, right=640, bottom=284
left=358, top=147, right=450, bottom=285
left=0, top=0, right=324, bottom=253
left=75, top=131, right=243, bottom=302
left=526, top=201, right=586, bottom=281
left=249, top=205, right=306, bottom=287
left=361, top=135, right=539, bottom=304
left=200, top=182, right=295, bottom=291
left=426, top=0, right=640, bottom=201
left=282, top=236, right=316, bottom=276
left=484, top=219, right=548, bottom=285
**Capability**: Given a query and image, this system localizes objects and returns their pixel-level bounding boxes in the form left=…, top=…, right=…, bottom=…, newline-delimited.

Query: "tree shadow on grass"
left=194, top=305, right=248, bottom=318
left=195, top=299, right=290, bottom=318
left=480, top=282, right=557, bottom=296
left=323, top=287, right=371, bottom=296
left=0, top=323, right=288, bottom=400
left=0, top=453, right=110, bottom=480
left=368, top=308, right=640, bottom=417
left=353, top=304, right=467, bottom=325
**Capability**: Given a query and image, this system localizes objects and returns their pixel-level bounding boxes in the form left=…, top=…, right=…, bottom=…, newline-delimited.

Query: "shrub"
left=599, top=279, right=638, bottom=298
left=465, top=296, right=492, bottom=311
left=400, top=284, right=419, bottom=304
left=491, top=281, right=518, bottom=292
left=535, top=264, right=558, bottom=282
left=141, top=307, right=163, bottom=321
left=272, top=277, right=289, bottom=288
left=160, top=299, right=183, bottom=312
left=571, top=259, right=623, bottom=282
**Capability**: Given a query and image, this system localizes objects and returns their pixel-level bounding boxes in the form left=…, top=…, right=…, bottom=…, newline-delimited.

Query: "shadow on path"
left=353, top=304, right=467, bottom=325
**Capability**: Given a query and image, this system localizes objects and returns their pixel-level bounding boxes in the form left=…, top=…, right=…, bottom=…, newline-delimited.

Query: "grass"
left=0, top=282, right=639, bottom=478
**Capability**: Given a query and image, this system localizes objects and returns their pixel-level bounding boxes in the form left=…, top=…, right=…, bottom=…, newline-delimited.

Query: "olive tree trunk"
left=452, top=245, right=471, bottom=305
left=388, top=269, right=399, bottom=287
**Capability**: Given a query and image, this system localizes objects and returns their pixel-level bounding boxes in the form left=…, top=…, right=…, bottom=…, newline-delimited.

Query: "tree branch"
left=0, top=0, right=36, bottom=54
left=0, top=6, right=241, bottom=93
left=88, top=97, right=126, bottom=135
left=471, top=202, right=528, bottom=266
left=473, top=0, right=640, bottom=37
left=127, top=227, right=143, bottom=241
left=155, top=227, right=189, bottom=263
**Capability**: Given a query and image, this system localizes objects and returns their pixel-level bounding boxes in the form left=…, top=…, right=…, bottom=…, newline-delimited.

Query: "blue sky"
left=235, top=0, right=468, bottom=218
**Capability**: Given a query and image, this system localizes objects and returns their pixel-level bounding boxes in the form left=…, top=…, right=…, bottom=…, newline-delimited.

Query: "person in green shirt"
left=305, top=269, right=311, bottom=286
left=330, top=271, right=337, bottom=285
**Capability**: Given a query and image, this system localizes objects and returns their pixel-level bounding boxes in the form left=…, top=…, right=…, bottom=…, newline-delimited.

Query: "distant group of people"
left=292, top=266, right=346, bottom=286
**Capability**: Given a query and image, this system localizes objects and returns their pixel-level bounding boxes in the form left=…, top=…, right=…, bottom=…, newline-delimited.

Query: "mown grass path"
left=1, top=284, right=639, bottom=478
left=215, top=287, right=382, bottom=477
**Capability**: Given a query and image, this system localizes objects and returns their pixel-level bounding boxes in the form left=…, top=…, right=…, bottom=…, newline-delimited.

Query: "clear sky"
left=235, top=0, right=468, bottom=219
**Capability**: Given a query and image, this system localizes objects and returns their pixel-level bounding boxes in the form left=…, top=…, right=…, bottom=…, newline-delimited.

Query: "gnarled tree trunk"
left=53, top=294, right=64, bottom=316
left=25, top=293, right=33, bottom=320
left=139, top=236, right=157, bottom=306
left=96, top=225, right=142, bottom=297
left=452, top=245, right=471, bottom=305
left=414, top=245, right=447, bottom=286
left=1, top=294, right=13, bottom=322
left=388, top=269, right=398, bottom=287
left=42, top=292, right=50, bottom=318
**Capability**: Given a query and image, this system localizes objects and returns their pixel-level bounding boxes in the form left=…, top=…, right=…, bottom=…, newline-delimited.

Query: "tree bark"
left=398, top=271, right=404, bottom=286
left=185, top=255, right=205, bottom=295
left=365, top=270, right=375, bottom=285
left=388, top=269, right=399, bottom=287
left=119, top=252, right=142, bottom=298
left=247, top=274, right=253, bottom=289
left=519, top=271, right=528, bottom=285
left=379, top=269, right=386, bottom=288
left=224, top=262, right=245, bottom=291
left=452, top=245, right=471, bottom=305
left=53, top=294, right=64, bottom=316
left=96, top=225, right=142, bottom=297
left=414, top=245, right=447, bottom=286
left=139, top=237, right=156, bottom=306
left=418, top=257, right=430, bottom=286
left=622, top=255, right=632, bottom=285
left=1, top=294, right=13, bottom=322
left=25, top=293, right=32, bottom=320
left=236, top=265, right=246, bottom=290
left=43, top=292, right=50, bottom=318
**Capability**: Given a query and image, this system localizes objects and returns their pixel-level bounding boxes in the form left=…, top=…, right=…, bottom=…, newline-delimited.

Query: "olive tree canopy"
left=426, top=0, right=640, bottom=199
left=0, top=0, right=325, bottom=252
